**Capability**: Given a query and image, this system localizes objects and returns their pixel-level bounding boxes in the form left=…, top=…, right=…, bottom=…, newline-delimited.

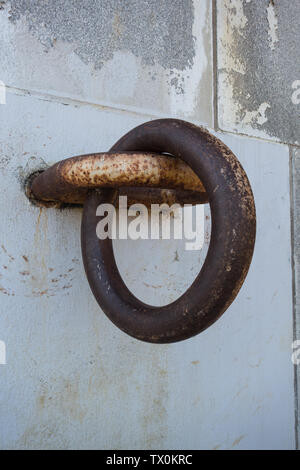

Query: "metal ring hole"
left=113, top=203, right=211, bottom=306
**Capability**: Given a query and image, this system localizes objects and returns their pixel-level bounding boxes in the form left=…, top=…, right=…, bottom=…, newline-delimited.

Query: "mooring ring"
left=81, top=119, right=256, bottom=343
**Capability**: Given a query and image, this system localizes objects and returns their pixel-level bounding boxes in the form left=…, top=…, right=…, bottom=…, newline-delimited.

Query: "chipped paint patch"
left=243, top=102, right=271, bottom=126
left=267, top=1, right=279, bottom=51
left=225, top=0, right=248, bottom=29
left=168, top=0, right=211, bottom=117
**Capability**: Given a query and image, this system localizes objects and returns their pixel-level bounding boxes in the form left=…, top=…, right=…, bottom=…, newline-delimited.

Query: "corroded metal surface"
left=121, top=187, right=208, bottom=208
left=30, top=152, right=207, bottom=206
left=81, top=119, right=256, bottom=343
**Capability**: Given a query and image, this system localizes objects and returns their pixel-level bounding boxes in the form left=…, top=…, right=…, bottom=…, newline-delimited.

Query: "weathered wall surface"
left=217, top=0, right=300, bottom=145
left=0, top=0, right=213, bottom=124
left=0, top=0, right=298, bottom=449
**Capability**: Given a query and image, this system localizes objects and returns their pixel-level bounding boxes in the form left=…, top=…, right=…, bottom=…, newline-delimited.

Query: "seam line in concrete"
left=212, top=0, right=218, bottom=132
left=4, top=83, right=300, bottom=149
left=4, top=85, right=168, bottom=122
left=289, top=145, right=299, bottom=450
left=217, top=127, right=300, bottom=149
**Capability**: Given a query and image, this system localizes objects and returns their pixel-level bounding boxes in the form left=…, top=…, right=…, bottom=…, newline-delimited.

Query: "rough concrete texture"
left=8, top=0, right=195, bottom=71
left=0, top=88, right=295, bottom=449
left=0, top=0, right=213, bottom=124
left=218, top=0, right=300, bottom=145
left=291, top=147, right=300, bottom=443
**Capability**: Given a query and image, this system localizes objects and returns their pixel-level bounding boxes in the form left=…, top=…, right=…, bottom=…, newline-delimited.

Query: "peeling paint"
left=0, top=1, right=213, bottom=124
left=226, top=0, right=248, bottom=30
left=266, top=1, right=278, bottom=51
left=218, top=0, right=300, bottom=144
left=8, top=0, right=196, bottom=72
left=243, top=102, right=271, bottom=126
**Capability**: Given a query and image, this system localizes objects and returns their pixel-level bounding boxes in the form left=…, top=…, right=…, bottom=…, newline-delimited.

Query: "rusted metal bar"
left=30, top=152, right=208, bottom=206
left=121, top=187, right=208, bottom=208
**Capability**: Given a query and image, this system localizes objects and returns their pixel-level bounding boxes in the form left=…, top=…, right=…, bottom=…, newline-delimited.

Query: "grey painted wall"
left=291, top=147, right=300, bottom=447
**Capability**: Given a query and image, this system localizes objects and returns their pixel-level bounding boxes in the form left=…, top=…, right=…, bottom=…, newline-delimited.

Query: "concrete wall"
left=0, top=0, right=298, bottom=449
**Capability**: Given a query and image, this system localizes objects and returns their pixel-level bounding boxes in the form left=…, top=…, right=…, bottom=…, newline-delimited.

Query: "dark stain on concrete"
left=8, top=0, right=196, bottom=71
left=222, top=0, right=300, bottom=144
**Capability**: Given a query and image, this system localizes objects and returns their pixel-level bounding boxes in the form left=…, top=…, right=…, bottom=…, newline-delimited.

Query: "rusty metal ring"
left=81, top=119, right=256, bottom=343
